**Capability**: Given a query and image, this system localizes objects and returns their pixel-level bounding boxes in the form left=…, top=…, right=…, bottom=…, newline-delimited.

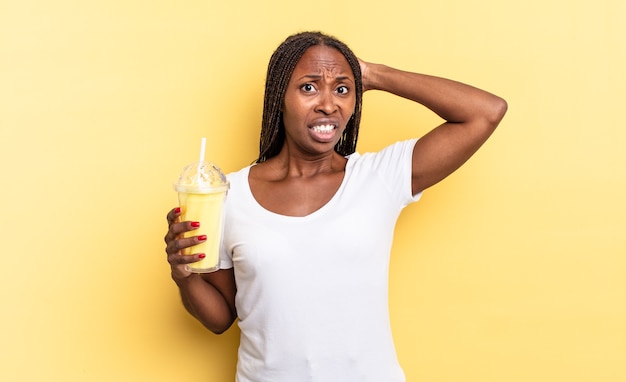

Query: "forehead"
left=292, top=45, right=353, bottom=78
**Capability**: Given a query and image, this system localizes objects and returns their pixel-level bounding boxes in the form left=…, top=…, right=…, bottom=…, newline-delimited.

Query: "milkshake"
left=174, top=139, right=229, bottom=273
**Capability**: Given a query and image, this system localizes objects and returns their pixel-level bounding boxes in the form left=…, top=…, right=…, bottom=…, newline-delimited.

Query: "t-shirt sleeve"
left=219, top=246, right=233, bottom=269
left=218, top=172, right=235, bottom=270
left=363, top=139, right=422, bottom=207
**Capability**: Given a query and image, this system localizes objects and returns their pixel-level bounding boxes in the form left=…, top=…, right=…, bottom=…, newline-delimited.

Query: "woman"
left=164, top=31, right=507, bottom=381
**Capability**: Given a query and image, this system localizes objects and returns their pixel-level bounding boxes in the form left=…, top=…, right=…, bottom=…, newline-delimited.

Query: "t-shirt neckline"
left=244, top=153, right=358, bottom=220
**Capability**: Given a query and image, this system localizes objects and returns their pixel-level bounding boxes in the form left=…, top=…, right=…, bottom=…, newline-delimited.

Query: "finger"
left=169, top=253, right=206, bottom=280
left=164, top=220, right=200, bottom=244
left=166, top=207, right=182, bottom=226
left=169, top=252, right=207, bottom=266
left=165, top=233, right=207, bottom=255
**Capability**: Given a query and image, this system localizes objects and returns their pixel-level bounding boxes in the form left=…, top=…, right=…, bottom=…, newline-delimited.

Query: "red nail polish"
left=198, top=235, right=207, bottom=241
left=174, top=207, right=181, bottom=214
left=190, top=221, right=200, bottom=228
left=198, top=253, right=206, bottom=259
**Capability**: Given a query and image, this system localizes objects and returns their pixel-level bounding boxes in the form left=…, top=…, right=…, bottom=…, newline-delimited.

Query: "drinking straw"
left=197, top=137, right=207, bottom=177
left=199, top=137, right=207, bottom=163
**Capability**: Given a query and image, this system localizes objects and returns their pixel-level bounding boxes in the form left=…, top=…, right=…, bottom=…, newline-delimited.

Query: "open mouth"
left=309, top=124, right=337, bottom=142
left=311, top=124, right=336, bottom=134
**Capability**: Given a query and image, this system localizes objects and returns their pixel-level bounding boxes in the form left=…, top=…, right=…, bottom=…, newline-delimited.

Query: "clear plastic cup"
left=173, top=160, right=229, bottom=273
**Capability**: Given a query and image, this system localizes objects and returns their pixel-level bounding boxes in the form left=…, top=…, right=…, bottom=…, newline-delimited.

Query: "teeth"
left=312, top=124, right=334, bottom=133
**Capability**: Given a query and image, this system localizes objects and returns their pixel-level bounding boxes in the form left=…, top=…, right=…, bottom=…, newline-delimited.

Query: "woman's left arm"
left=360, top=60, right=508, bottom=195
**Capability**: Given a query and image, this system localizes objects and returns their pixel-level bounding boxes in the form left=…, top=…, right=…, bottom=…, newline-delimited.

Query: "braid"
left=256, top=31, right=363, bottom=163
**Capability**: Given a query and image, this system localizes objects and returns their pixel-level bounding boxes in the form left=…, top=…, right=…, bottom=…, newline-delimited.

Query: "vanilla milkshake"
left=174, top=148, right=229, bottom=273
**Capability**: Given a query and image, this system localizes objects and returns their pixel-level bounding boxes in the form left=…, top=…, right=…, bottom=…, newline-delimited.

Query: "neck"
left=269, top=146, right=346, bottom=178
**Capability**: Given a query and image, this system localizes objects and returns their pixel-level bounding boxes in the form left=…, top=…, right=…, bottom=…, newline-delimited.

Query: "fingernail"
left=174, top=207, right=181, bottom=214
left=198, top=235, right=207, bottom=241
left=190, top=221, right=200, bottom=228
left=198, top=253, right=206, bottom=259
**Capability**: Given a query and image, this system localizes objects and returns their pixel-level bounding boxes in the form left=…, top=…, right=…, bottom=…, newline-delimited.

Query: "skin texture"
left=164, top=43, right=507, bottom=334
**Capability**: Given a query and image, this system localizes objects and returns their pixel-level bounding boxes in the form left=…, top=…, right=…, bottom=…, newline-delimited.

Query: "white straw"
left=199, top=137, right=207, bottom=163
left=196, top=137, right=207, bottom=177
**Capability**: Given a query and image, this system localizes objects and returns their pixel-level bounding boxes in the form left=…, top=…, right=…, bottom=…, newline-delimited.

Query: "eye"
left=336, top=85, right=349, bottom=95
left=301, top=83, right=316, bottom=93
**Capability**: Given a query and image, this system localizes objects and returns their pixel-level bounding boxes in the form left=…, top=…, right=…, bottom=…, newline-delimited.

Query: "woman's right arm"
left=164, top=207, right=237, bottom=334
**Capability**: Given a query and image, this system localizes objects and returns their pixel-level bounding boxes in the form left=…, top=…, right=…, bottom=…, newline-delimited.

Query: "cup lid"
left=173, top=161, right=229, bottom=193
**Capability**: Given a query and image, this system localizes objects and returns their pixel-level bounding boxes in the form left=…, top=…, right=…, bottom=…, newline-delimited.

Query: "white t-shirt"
left=220, top=139, right=421, bottom=382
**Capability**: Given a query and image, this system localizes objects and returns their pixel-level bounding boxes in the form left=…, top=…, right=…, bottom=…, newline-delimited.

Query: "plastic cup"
left=173, top=160, right=229, bottom=273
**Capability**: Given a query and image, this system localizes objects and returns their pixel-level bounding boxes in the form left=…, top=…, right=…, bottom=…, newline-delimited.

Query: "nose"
left=315, top=90, right=337, bottom=115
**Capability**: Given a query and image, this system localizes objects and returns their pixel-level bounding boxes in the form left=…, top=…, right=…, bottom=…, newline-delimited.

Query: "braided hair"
left=256, top=31, right=363, bottom=163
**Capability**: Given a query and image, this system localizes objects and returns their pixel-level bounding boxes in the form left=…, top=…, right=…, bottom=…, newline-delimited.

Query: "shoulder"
left=350, top=139, right=418, bottom=168
left=247, top=160, right=277, bottom=182
left=348, top=139, right=421, bottom=204
left=225, top=166, right=252, bottom=193
left=227, top=165, right=251, bottom=181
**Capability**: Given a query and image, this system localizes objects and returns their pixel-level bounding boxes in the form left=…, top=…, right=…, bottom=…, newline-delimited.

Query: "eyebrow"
left=296, top=74, right=354, bottom=82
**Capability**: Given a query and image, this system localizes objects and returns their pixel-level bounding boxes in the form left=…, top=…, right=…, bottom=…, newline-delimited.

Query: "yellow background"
left=1, top=0, right=625, bottom=381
